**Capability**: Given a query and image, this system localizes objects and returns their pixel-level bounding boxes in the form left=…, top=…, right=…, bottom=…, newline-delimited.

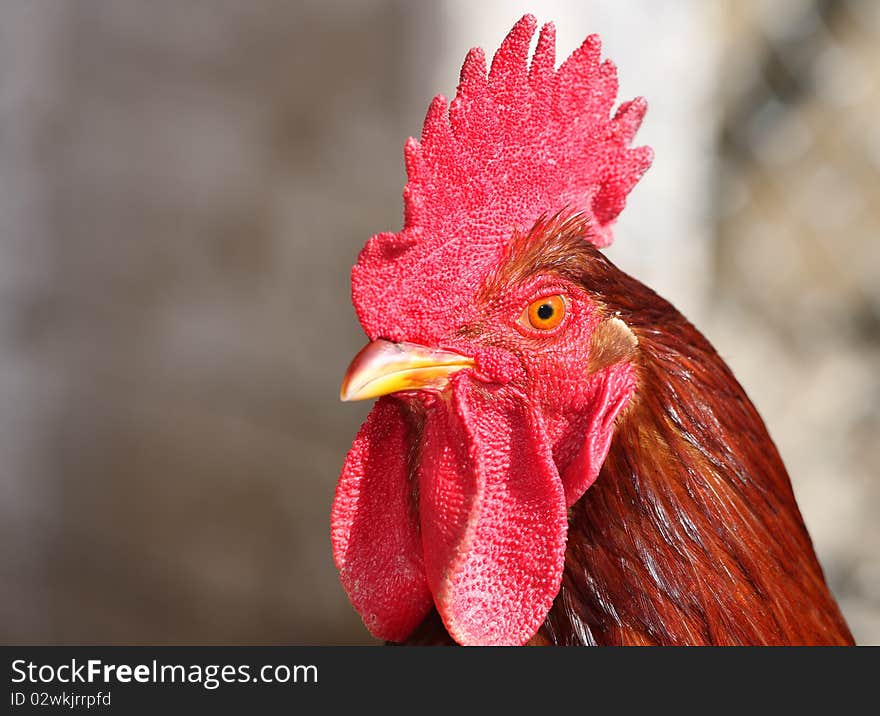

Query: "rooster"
left=330, top=15, right=854, bottom=646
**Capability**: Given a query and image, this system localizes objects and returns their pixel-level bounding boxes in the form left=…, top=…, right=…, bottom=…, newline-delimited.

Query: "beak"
left=340, top=339, right=474, bottom=402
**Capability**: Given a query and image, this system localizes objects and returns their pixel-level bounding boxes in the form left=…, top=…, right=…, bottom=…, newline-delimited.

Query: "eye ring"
left=520, top=294, right=567, bottom=331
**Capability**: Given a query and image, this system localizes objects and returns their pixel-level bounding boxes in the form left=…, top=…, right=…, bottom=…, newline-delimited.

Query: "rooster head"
left=331, top=15, right=652, bottom=646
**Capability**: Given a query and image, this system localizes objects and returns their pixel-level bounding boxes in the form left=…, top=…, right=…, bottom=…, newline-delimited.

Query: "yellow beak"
left=340, top=339, right=474, bottom=402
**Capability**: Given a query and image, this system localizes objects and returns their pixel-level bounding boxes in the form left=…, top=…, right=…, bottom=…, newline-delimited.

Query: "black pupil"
left=537, top=303, right=554, bottom=321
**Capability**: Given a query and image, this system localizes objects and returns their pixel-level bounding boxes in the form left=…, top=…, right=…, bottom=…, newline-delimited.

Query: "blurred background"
left=1, top=0, right=877, bottom=644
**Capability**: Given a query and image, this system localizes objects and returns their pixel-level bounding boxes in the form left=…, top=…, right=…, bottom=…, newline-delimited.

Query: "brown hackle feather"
left=401, top=214, right=854, bottom=646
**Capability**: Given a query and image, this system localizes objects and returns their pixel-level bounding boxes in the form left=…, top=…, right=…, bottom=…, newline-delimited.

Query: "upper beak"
left=340, top=339, right=474, bottom=402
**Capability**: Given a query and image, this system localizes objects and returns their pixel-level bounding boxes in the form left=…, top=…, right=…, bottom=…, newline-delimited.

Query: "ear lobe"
left=561, top=323, right=638, bottom=506
left=587, top=316, right=637, bottom=374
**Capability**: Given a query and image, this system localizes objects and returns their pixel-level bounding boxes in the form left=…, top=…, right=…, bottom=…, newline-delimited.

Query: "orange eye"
left=523, top=294, right=566, bottom=331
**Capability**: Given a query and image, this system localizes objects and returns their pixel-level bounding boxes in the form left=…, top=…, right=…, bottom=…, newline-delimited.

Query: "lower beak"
left=340, top=339, right=474, bottom=402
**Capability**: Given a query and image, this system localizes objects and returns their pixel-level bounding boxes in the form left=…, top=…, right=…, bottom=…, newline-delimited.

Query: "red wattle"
left=330, top=398, right=432, bottom=641
left=417, top=377, right=568, bottom=645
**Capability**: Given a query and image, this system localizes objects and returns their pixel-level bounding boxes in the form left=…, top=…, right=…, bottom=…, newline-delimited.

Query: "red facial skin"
left=443, top=273, right=632, bottom=495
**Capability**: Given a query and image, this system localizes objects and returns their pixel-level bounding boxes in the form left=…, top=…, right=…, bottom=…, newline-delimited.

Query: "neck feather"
left=539, top=281, right=852, bottom=645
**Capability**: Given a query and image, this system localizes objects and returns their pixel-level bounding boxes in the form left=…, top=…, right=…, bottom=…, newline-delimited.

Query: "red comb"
left=352, top=14, right=652, bottom=345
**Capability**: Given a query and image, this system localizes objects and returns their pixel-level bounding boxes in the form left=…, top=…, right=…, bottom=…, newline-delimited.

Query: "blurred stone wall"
left=0, top=0, right=444, bottom=644
left=0, top=0, right=876, bottom=645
